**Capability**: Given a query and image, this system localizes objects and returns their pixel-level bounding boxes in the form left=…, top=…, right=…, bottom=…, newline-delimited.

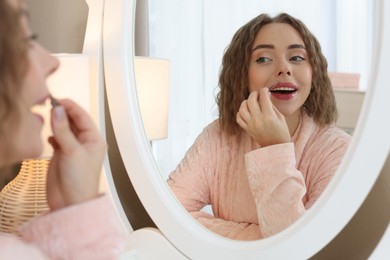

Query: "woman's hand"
left=236, top=88, right=290, bottom=147
left=46, top=99, right=106, bottom=211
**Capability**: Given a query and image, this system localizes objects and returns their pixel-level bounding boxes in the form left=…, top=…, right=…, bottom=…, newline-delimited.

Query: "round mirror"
left=103, top=0, right=390, bottom=258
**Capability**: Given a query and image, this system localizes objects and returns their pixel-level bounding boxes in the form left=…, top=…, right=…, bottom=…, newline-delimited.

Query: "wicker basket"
left=0, top=159, right=50, bottom=237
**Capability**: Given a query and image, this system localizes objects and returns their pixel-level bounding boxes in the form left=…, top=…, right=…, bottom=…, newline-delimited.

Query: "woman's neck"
left=286, top=109, right=302, bottom=137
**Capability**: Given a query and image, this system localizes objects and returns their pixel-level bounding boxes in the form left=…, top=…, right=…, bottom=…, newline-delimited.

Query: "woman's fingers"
left=236, top=99, right=251, bottom=125
left=50, top=103, right=79, bottom=154
left=258, top=87, right=275, bottom=115
left=235, top=89, right=290, bottom=146
left=46, top=98, right=106, bottom=209
left=50, top=99, right=103, bottom=154
left=239, top=90, right=274, bottom=122
left=246, top=91, right=260, bottom=116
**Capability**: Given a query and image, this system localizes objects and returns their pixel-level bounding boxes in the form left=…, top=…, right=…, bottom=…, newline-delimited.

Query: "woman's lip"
left=31, top=93, right=50, bottom=125
left=34, top=113, right=45, bottom=124
left=30, top=105, right=46, bottom=120
left=270, top=91, right=297, bottom=100
left=269, top=82, right=297, bottom=101
left=41, top=95, right=50, bottom=104
left=272, top=82, right=297, bottom=89
left=34, top=93, right=51, bottom=106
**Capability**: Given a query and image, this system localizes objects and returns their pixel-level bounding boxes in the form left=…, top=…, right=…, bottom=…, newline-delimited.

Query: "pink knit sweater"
left=0, top=195, right=126, bottom=259
left=168, top=110, right=351, bottom=240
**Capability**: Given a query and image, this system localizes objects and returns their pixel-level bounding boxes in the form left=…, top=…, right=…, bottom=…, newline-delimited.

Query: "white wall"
left=29, top=0, right=88, bottom=53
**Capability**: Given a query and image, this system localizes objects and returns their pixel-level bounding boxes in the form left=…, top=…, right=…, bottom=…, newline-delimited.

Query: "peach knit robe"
left=0, top=195, right=126, bottom=259
left=168, top=110, right=351, bottom=240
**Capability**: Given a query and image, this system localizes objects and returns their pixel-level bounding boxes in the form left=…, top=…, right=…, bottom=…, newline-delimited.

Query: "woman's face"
left=7, top=2, right=59, bottom=164
left=248, top=22, right=312, bottom=119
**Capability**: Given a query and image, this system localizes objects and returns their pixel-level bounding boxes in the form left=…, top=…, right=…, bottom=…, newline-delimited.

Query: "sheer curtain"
left=148, top=0, right=374, bottom=179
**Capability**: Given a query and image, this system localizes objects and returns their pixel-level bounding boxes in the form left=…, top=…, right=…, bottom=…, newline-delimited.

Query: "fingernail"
left=54, top=106, right=65, bottom=121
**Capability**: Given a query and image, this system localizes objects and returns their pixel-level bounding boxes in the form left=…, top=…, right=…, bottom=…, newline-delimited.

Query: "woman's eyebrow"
left=252, top=44, right=274, bottom=52
left=288, top=44, right=306, bottom=49
left=252, top=43, right=306, bottom=53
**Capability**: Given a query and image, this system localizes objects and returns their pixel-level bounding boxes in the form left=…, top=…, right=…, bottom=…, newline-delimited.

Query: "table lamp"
left=134, top=56, right=170, bottom=140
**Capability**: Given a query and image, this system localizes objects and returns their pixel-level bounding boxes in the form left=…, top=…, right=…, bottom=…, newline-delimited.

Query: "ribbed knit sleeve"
left=245, top=143, right=306, bottom=237
left=15, top=195, right=127, bottom=259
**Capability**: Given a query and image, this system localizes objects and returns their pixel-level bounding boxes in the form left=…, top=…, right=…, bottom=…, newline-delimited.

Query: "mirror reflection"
left=140, top=0, right=374, bottom=240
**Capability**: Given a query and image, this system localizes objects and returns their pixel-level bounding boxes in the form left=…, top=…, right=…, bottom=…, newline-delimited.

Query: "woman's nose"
left=277, top=60, right=291, bottom=76
left=46, top=53, right=60, bottom=77
left=38, top=43, right=60, bottom=77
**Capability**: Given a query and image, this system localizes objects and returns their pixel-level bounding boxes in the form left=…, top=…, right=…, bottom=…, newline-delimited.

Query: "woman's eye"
left=290, top=56, right=305, bottom=62
left=256, top=57, right=272, bottom=63
left=26, top=34, right=38, bottom=47
left=26, top=33, right=38, bottom=44
left=29, top=33, right=38, bottom=41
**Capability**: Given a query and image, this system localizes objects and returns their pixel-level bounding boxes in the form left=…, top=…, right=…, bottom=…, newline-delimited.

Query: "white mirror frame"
left=102, top=0, right=390, bottom=258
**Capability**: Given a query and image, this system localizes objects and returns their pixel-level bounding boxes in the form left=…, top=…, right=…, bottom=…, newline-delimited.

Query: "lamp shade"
left=134, top=56, right=170, bottom=140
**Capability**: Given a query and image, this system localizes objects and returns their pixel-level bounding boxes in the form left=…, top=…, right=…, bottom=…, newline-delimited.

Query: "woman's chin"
left=274, top=105, right=302, bottom=118
left=18, top=144, right=44, bottom=161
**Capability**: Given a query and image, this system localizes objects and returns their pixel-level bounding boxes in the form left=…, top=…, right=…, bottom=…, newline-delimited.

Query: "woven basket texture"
left=0, top=159, right=50, bottom=237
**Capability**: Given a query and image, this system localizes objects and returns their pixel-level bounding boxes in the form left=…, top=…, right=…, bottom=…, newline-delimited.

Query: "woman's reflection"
left=167, top=13, right=351, bottom=240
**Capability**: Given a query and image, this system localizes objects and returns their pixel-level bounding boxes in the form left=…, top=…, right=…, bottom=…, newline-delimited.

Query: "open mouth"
left=269, top=82, right=297, bottom=95
left=269, top=87, right=297, bottom=95
left=30, top=97, right=50, bottom=116
left=268, top=82, right=298, bottom=101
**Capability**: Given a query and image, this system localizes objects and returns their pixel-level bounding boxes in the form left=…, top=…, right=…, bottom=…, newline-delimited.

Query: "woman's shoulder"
left=315, top=121, right=352, bottom=144
left=204, top=118, right=221, bottom=129
left=202, top=119, right=223, bottom=136
left=302, top=111, right=351, bottom=141
left=298, top=112, right=351, bottom=152
left=197, top=119, right=242, bottom=146
left=308, top=122, right=352, bottom=149
left=324, top=124, right=352, bottom=139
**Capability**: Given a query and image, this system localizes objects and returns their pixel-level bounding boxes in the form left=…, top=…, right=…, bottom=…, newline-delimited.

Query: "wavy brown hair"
left=216, top=13, right=337, bottom=135
left=0, top=0, right=28, bottom=156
